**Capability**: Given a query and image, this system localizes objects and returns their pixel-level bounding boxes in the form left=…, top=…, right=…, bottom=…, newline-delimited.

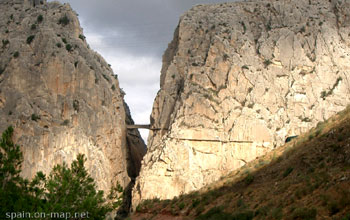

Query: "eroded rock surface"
left=0, top=0, right=145, bottom=194
left=133, top=0, right=350, bottom=206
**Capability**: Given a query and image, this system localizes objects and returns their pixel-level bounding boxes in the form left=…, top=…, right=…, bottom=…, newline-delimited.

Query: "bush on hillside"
left=0, top=126, right=122, bottom=219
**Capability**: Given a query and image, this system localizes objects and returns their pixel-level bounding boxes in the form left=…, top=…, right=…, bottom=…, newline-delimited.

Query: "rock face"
left=133, top=0, right=350, bottom=205
left=0, top=0, right=146, bottom=194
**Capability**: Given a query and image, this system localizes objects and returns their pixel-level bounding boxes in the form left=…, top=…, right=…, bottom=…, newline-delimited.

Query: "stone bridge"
left=126, top=125, right=255, bottom=143
left=126, top=124, right=165, bottom=131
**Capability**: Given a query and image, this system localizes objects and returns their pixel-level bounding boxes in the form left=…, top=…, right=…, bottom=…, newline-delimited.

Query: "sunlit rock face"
left=0, top=1, right=146, bottom=193
left=132, top=0, right=350, bottom=206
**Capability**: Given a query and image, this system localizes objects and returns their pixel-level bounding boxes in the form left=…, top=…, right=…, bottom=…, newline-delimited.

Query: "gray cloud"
left=48, top=0, right=238, bottom=141
left=51, top=0, right=238, bottom=56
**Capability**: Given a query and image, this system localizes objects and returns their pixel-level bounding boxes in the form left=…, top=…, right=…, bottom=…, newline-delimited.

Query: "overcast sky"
left=49, top=0, right=238, bottom=142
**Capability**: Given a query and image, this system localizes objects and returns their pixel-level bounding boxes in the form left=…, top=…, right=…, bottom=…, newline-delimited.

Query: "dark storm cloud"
left=49, top=0, right=238, bottom=56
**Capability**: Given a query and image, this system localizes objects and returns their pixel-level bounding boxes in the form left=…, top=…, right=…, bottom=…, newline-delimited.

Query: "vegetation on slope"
left=0, top=126, right=123, bottom=220
left=134, top=105, right=350, bottom=220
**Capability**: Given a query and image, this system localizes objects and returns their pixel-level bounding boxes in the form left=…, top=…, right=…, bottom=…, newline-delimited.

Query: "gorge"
left=1, top=0, right=350, bottom=219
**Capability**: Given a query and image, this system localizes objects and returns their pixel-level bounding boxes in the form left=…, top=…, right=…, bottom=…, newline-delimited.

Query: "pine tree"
left=44, top=154, right=113, bottom=219
left=0, top=126, right=123, bottom=219
left=0, top=126, right=25, bottom=214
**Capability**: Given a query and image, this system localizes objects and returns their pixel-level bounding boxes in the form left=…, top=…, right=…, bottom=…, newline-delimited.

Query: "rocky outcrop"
left=0, top=0, right=145, bottom=194
left=133, top=0, right=350, bottom=206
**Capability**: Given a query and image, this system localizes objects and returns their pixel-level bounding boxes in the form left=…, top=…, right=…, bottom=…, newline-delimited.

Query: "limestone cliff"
left=0, top=0, right=146, bottom=194
left=133, top=0, right=350, bottom=205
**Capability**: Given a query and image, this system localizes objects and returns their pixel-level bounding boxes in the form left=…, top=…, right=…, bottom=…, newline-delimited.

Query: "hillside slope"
left=0, top=0, right=145, bottom=195
left=133, top=0, right=350, bottom=206
left=132, top=105, right=350, bottom=219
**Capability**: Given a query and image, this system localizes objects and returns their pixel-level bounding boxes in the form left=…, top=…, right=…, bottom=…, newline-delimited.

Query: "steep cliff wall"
left=0, top=0, right=146, bottom=193
left=133, top=0, right=350, bottom=205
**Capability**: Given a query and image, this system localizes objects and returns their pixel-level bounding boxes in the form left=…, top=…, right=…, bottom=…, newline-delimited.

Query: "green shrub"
left=263, top=59, right=272, bottom=67
left=111, top=85, right=116, bottom=91
left=232, top=211, right=254, bottom=220
left=61, top=119, right=69, bottom=126
left=192, top=199, right=200, bottom=208
left=237, top=199, right=247, bottom=208
left=56, top=42, right=62, bottom=48
left=292, top=207, right=317, bottom=219
left=58, top=15, right=69, bottom=25
left=328, top=190, right=350, bottom=216
left=335, top=76, right=342, bottom=86
left=329, top=143, right=340, bottom=152
left=102, top=74, right=110, bottom=82
left=0, top=66, right=5, bottom=75
left=254, top=206, right=269, bottom=217
left=320, top=91, right=327, bottom=99
left=135, top=204, right=142, bottom=212
left=31, top=114, right=40, bottom=121
left=271, top=207, right=283, bottom=220
left=244, top=173, right=254, bottom=185
left=295, top=187, right=307, bottom=199
left=247, top=103, right=254, bottom=108
left=196, top=206, right=229, bottom=220
left=178, top=202, right=185, bottom=210
left=65, top=44, right=72, bottom=52
left=79, top=34, right=85, bottom=41
left=308, top=134, right=314, bottom=141
left=316, top=121, right=326, bottom=130
left=328, top=201, right=340, bottom=215
left=341, top=214, right=350, bottom=220
left=31, top=24, right=36, bottom=30
left=37, top=15, right=43, bottom=23
left=320, top=77, right=342, bottom=100
left=26, top=35, right=35, bottom=44
left=283, top=167, right=294, bottom=178
left=315, top=129, right=322, bottom=137
left=302, top=117, right=312, bottom=122
left=196, top=206, right=254, bottom=220
left=2, top=39, right=9, bottom=48
left=337, top=134, right=345, bottom=142
left=241, top=21, right=247, bottom=33
left=266, top=22, right=272, bottom=31
left=13, top=51, right=19, bottom=58
left=195, top=205, right=205, bottom=215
